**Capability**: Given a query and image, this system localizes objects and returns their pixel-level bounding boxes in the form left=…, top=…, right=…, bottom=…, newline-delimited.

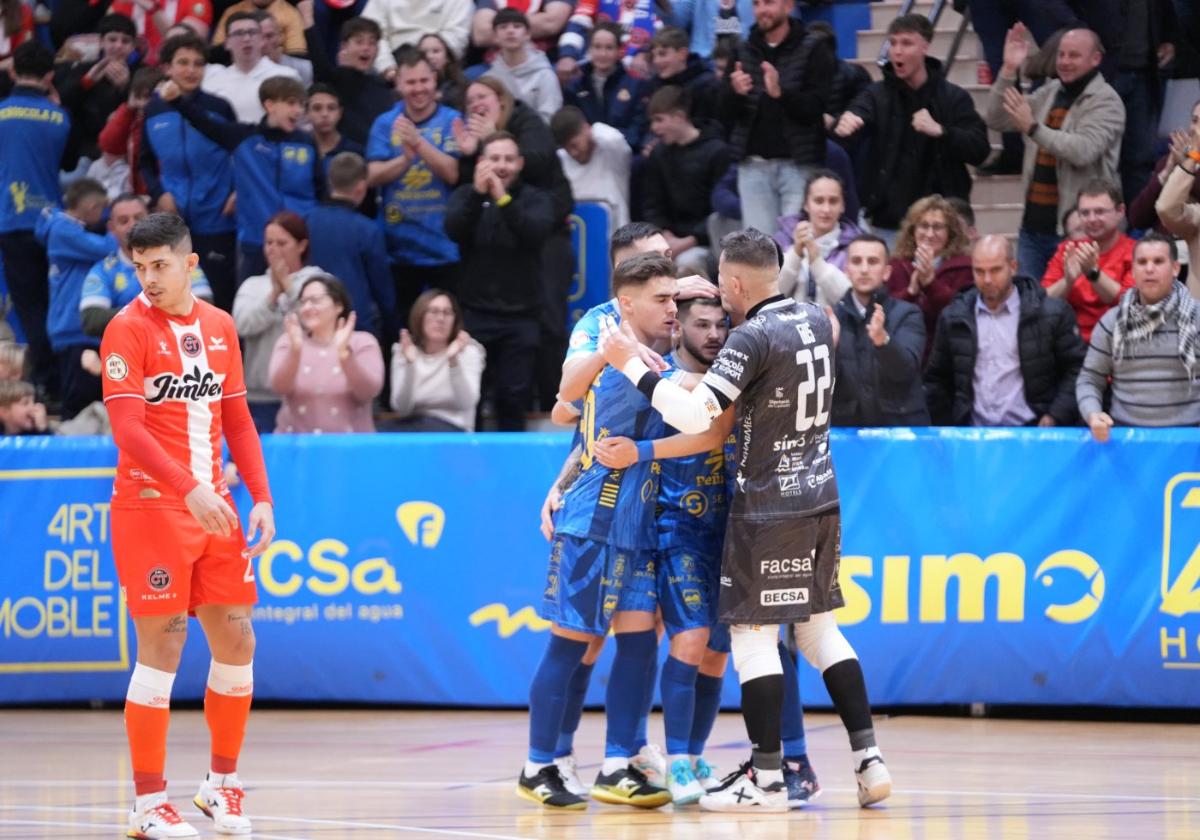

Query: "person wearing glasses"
left=886, top=194, right=974, bottom=359
left=202, top=11, right=300, bottom=124
left=1040, top=180, right=1135, bottom=342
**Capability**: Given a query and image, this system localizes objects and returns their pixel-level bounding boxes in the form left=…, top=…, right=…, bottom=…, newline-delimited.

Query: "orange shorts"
left=112, top=505, right=258, bottom=617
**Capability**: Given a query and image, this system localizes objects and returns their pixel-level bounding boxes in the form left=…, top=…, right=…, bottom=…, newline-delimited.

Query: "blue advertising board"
left=568, top=202, right=612, bottom=331
left=1, top=429, right=1198, bottom=708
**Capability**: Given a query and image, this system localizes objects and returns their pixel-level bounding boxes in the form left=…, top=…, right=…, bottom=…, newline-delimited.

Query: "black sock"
left=739, top=674, right=783, bottom=770
left=822, top=659, right=875, bottom=749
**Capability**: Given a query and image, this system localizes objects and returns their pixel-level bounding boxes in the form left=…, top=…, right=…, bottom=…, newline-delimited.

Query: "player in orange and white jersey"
left=100, top=213, right=274, bottom=839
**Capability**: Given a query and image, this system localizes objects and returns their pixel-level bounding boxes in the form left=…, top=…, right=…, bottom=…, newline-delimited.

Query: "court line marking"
left=0, top=814, right=327, bottom=840
left=0, top=805, right=535, bottom=840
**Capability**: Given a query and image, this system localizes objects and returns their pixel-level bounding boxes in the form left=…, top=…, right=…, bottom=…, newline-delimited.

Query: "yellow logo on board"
left=469, top=603, right=551, bottom=637
left=396, top=501, right=444, bottom=548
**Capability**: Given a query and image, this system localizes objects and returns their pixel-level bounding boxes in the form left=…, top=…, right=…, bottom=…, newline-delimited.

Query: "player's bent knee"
left=793, top=612, right=857, bottom=673
left=699, top=649, right=729, bottom=677
left=668, top=627, right=709, bottom=665
left=611, top=610, right=656, bottom=634
left=730, top=623, right=784, bottom=684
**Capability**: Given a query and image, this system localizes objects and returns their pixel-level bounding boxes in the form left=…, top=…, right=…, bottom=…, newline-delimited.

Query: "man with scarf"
left=1077, top=233, right=1200, bottom=442
left=984, top=24, right=1124, bottom=282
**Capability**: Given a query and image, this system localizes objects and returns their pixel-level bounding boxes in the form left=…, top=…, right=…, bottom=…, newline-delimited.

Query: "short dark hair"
left=259, top=75, right=306, bottom=105
left=479, top=130, right=519, bottom=156
left=589, top=20, right=622, bottom=47
left=612, top=253, right=676, bottom=292
left=803, top=168, right=845, bottom=205
left=609, top=221, right=663, bottom=266
left=550, top=106, right=589, bottom=146
left=395, top=45, right=434, bottom=74
left=647, top=85, right=691, bottom=118
left=340, top=15, right=381, bottom=43
left=299, top=275, right=352, bottom=321
left=159, top=32, right=208, bottom=66
left=129, top=213, right=193, bottom=254
left=650, top=26, right=688, bottom=51
left=887, top=13, right=933, bottom=42
left=492, top=7, right=529, bottom=29
left=847, top=233, right=890, bottom=259
left=12, top=41, right=54, bottom=79
left=946, top=195, right=976, bottom=228
left=328, top=151, right=368, bottom=193
left=64, top=178, right=107, bottom=209
left=1076, top=178, right=1123, bottom=208
left=720, top=228, right=780, bottom=271
left=807, top=20, right=837, bottom=51
left=713, top=36, right=738, bottom=65
left=225, top=10, right=261, bottom=36
left=677, top=294, right=725, bottom=321
left=307, top=82, right=341, bottom=103
left=1134, top=232, right=1179, bottom=262
left=98, top=12, right=136, bottom=38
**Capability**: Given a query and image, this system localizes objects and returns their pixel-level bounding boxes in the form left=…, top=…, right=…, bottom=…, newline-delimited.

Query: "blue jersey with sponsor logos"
left=565, top=298, right=618, bottom=361
left=81, top=251, right=212, bottom=312
left=367, top=103, right=461, bottom=266
left=656, top=353, right=732, bottom=548
left=555, top=362, right=670, bottom=550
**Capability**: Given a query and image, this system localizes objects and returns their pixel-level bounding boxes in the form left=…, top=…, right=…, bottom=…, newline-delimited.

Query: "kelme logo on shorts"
left=147, top=567, right=171, bottom=591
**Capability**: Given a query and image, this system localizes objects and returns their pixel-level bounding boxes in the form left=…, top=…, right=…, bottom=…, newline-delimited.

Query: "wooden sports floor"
left=1, top=708, right=1196, bottom=839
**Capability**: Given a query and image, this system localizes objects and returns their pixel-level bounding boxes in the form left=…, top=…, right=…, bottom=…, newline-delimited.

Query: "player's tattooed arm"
left=540, top=445, right=583, bottom=541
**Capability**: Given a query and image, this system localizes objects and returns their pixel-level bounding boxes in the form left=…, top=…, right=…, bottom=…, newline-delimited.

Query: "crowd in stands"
left=1, top=0, right=1199, bottom=440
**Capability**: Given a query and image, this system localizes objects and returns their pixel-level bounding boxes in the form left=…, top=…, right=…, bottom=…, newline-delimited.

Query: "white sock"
left=601, top=757, right=629, bottom=775
left=755, top=767, right=784, bottom=786
left=206, top=770, right=241, bottom=788
left=668, top=753, right=689, bottom=769
left=852, top=746, right=883, bottom=767
left=134, top=790, right=168, bottom=812
left=523, top=760, right=550, bottom=777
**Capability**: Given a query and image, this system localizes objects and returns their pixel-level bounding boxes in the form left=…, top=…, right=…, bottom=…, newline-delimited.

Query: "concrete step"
left=857, top=27, right=980, bottom=61
left=849, top=55, right=981, bottom=87
left=973, top=202, right=1023, bottom=236
left=870, top=0, right=965, bottom=30
left=972, top=173, right=1024, bottom=205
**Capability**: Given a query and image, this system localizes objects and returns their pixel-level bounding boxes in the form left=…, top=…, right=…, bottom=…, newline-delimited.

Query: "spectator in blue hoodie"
left=79, top=194, right=213, bottom=338
left=0, top=41, right=76, bottom=404
left=140, top=32, right=238, bottom=312
left=671, top=0, right=754, bottom=58
left=35, top=179, right=118, bottom=420
left=562, top=21, right=651, bottom=152
left=306, top=153, right=395, bottom=340
left=367, top=48, right=462, bottom=321
left=158, top=73, right=325, bottom=283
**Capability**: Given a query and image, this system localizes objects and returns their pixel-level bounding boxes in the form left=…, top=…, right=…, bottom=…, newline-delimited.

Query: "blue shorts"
left=656, top=544, right=726, bottom=650
left=541, top=534, right=656, bottom=635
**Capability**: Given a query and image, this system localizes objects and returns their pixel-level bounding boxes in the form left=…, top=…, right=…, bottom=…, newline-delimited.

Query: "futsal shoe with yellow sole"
left=590, top=765, right=672, bottom=808
left=855, top=752, right=892, bottom=807
left=194, top=774, right=252, bottom=835
left=516, top=765, right=589, bottom=810
left=127, top=792, right=199, bottom=839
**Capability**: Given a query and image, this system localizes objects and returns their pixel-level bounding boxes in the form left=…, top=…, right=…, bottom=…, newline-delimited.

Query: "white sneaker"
left=855, top=754, right=892, bottom=807
left=666, top=758, right=705, bottom=805
left=699, top=762, right=787, bottom=813
left=629, top=743, right=667, bottom=787
left=692, top=757, right=722, bottom=792
left=194, top=774, right=252, bottom=835
left=553, top=753, right=589, bottom=797
left=127, top=792, right=199, bottom=839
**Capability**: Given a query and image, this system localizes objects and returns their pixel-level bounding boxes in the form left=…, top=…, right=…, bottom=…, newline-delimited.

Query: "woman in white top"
left=774, top=169, right=863, bottom=308
left=232, top=211, right=327, bottom=432
left=389, top=289, right=485, bottom=432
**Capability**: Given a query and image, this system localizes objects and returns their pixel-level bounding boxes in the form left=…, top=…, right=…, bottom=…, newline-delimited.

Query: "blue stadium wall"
left=2, top=429, right=1198, bottom=708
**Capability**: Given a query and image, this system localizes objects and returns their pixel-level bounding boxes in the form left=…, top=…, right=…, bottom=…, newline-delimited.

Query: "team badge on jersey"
left=105, top=353, right=129, bottom=381
left=181, top=334, right=202, bottom=357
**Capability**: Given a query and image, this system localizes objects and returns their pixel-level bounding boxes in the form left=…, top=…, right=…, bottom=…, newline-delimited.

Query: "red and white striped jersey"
left=101, top=293, right=246, bottom=509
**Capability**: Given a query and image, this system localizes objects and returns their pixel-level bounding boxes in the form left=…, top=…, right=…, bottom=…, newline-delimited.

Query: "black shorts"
left=717, top=509, right=843, bottom=624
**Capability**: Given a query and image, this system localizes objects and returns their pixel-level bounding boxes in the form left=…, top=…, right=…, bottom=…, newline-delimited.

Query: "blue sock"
left=605, top=630, right=657, bottom=758
left=633, top=641, right=659, bottom=751
left=779, top=641, right=808, bottom=760
left=660, top=655, right=699, bottom=756
left=528, top=635, right=588, bottom=764
left=688, top=673, right=724, bottom=756
left=554, top=661, right=595, bottom=758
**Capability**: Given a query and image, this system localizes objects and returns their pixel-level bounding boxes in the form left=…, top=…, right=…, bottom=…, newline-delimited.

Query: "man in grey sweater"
left=1077, top=233, right=1200, bottom=441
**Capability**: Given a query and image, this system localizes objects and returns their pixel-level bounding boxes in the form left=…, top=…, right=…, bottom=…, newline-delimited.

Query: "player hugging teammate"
left=520, top=224, right=882, bottom=813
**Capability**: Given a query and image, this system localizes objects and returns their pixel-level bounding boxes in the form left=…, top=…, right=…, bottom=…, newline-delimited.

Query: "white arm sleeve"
left=620, top=359, right=728, bottom=434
